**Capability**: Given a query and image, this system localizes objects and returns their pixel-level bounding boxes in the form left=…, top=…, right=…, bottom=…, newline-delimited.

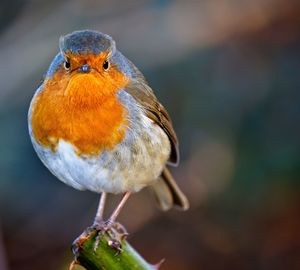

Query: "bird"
left=28, top=30, right=189, bottom=235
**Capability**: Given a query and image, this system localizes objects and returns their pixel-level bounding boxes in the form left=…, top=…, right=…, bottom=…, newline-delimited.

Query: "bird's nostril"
left=80, top=64, right=91, bottom=73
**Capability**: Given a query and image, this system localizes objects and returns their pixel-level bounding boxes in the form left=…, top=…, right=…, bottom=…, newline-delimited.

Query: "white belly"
left=29, top=113, right=171, bottom=194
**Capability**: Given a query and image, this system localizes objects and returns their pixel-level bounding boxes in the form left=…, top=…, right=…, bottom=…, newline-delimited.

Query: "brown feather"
left=124, top=80, right=179, bottom=165
left=124, top=74, right=188, bottom=211
left=151, top=167, right=189, bottom=211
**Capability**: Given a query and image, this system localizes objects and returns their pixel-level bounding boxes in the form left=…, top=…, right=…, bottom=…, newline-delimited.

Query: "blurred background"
left=1, top=0, right=300, bottom=269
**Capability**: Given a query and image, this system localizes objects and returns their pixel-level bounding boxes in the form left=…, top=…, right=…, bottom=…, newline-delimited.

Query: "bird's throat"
left=64, top=73, right=115, bottom=105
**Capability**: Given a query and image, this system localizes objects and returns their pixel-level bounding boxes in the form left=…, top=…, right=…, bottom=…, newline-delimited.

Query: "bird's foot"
left=72, top=220, right=129, bottom=255
left=92, top=220, right=128, bottom=253
left=71, top=222, right=106, bottom=255
left=110, top=221, right=129, bottom=240
left=107, top=221, right=128, bottom=254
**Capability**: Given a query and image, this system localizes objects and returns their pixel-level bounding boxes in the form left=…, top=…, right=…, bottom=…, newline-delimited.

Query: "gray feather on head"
left=59, top=30, right=116, bottom=56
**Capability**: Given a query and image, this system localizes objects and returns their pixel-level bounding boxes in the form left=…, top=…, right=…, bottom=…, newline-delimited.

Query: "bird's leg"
left=107, top=192, right=131, bottom=237
left=73, top=192, right=108, bottom=253
left=108, top=192, right=131, bottom=223
left=93, top=192, right=107, bottom=226
left=94, top=192, right=131, bottom=251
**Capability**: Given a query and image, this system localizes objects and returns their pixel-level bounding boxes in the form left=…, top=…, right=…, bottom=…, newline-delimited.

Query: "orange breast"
left=30, top=67, right=129, bottom=156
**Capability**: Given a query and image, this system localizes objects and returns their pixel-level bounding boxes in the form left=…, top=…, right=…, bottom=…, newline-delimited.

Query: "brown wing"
left=124, top=79, right=179, bottom=166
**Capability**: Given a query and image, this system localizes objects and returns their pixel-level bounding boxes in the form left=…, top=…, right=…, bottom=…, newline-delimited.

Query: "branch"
left=71, top=226, right=162, bottom=270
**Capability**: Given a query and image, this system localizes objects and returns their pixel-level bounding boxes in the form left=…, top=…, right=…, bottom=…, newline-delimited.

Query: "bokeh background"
left=1, top=0, right=300, bottom=269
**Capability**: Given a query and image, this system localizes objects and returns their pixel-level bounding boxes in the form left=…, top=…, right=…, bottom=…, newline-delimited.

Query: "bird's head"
left=45, top=30, right=130, bottom=106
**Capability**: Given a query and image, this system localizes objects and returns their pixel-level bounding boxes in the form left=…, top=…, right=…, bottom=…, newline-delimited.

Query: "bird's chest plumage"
left=29, top=90, right=171, bottom=194
left=29, top=71, right=129, bottom=156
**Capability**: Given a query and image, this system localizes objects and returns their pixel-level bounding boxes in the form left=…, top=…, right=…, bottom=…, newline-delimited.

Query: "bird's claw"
left=108, top=238, right=122, bottom=254
left=111, top=222, right=129, bottom=240
left=72, top=221, right=128, bottom=254
left=92, top=220, right=128, bottom=253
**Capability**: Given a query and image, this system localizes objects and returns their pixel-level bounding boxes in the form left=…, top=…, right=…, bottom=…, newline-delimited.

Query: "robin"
left=28, top=30, right=189, bottom=234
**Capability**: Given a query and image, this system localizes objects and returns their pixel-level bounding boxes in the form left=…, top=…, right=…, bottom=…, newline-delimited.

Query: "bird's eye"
left=103, top=60, right=110, bottom=71
left=64, top=60, right=71, bottom=70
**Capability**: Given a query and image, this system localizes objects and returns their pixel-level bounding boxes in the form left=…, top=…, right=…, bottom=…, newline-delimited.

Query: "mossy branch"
left=71, top=227, right=162, bottom=270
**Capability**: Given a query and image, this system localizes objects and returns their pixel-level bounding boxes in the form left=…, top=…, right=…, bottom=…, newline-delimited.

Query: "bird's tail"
left=150, top=167, right=189, bottom=211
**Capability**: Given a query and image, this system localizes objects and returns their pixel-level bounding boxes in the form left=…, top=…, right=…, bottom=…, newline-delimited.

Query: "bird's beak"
left=78, top=64, right=91, bottom=73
